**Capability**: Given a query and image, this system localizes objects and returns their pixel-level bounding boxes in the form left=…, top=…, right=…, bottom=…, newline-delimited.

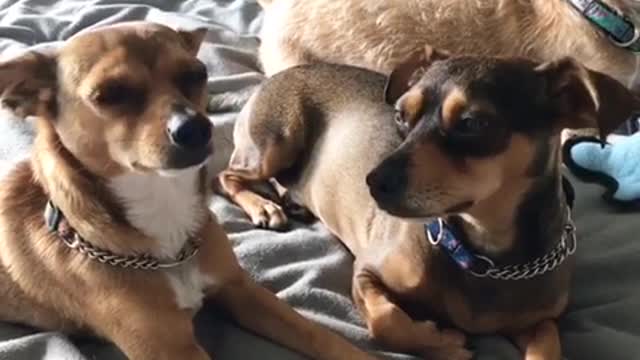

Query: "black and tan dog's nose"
left=167, top=105, right=212, bottom=149
left=366, top=157, right=408, bottom=203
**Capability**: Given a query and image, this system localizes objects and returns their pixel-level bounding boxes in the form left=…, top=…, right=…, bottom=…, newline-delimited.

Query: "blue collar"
left=567, top=0, right=640, bottom=52
left=424, top=176, right=577, bottom=281
left=424, top=218, right=495, bottom=277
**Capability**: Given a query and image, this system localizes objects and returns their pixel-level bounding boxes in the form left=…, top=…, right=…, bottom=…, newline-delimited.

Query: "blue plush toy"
left=563, top=133, right=640, bottom=209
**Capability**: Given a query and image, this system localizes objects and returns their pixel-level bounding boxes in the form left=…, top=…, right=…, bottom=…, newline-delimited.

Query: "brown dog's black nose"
left=167, top=105, right=212, bottom=149
left=366, top=156, right=408, bottom=204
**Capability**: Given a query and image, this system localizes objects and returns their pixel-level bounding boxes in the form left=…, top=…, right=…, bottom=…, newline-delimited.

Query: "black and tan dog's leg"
left=353, top=269, right=471, bottom=360
left=513, top=320, right=562, bottom=360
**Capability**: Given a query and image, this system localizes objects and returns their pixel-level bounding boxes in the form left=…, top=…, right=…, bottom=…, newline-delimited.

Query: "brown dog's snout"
left=366, top=155, right=409, bottom=206
left=167, top=104, right=212, bottom=150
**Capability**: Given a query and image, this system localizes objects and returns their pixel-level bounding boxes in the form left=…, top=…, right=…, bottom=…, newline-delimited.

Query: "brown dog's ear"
left=177, top=28, right=208, bottom=55
left=0, top=49, right=57, bottom=118
left=536, top=57, right=640, bottom=138
left=384, top=46, right=449, bottom=105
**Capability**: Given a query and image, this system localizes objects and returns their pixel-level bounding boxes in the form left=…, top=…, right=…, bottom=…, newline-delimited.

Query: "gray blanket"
left=1, top=1, right=640, bottom=359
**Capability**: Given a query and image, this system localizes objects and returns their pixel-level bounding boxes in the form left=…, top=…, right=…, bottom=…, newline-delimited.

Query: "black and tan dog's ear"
left=384, top=45, right=449, bottom=105
left=177, top=28, right=208, bottom=55
left=0, top=50, right=57, bottom=118
left=536, top=57, right=640, bottom=138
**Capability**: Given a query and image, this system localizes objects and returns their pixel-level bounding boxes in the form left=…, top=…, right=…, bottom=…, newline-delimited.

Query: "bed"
left=0, top=1, right=639, bottom=359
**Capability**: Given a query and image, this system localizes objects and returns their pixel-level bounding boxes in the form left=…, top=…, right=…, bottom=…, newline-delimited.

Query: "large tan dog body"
left=258, top=0, right=639, bottom=88
left=0, top=22, right=374, bottom=360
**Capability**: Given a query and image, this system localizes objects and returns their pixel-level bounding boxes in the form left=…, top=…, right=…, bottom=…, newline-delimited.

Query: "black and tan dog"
left=0, top=22, right=375, bottom=360
left=220, top=49, right=640, bottom=359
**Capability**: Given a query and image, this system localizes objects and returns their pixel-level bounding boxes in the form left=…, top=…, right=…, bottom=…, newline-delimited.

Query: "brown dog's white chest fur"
left=109, top=167, right=215, bottom=310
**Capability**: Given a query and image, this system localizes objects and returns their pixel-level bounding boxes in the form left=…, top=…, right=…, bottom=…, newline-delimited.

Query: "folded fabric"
left=563, top=133, right=640, bottom=209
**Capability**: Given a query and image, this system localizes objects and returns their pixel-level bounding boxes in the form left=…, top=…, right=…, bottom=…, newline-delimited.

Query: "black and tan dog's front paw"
left=413, top=321, right=471, bottom=360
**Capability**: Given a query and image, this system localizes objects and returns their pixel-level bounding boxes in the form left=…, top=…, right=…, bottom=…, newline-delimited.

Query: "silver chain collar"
left=428, top=208, right=577, bottom=281
left=45, top=201, right=200, bottom=271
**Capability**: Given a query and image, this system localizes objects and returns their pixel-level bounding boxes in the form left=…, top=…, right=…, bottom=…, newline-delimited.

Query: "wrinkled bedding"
left=1, top=1, right=640, bottom=359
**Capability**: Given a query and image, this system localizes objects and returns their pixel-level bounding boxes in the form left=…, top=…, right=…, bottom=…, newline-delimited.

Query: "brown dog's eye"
left=93, top=82, right=144, bottom=107
left=176, top=65, right=208, bottom=97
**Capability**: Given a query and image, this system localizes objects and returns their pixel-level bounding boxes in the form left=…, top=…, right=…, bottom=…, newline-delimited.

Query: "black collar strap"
left=567, top=0, right=640, bottom=52
left=44, top=200, right=200, bottom=270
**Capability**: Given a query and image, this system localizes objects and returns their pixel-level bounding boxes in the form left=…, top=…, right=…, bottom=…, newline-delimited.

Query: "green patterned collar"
left=567, top=0, right=640, bottom=52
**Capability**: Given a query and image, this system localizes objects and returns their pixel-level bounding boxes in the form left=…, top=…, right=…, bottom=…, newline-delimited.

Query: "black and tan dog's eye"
left=394, top=109, right=411, bottom=135
left=451, top=115, right=490, bottom=137
left=394, top=108, right=412, bottom=128
left=394, top=109, right=404, bottom=125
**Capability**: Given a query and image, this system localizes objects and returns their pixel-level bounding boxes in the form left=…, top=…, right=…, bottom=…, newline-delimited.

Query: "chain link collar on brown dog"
left=44, top=201, right=200, bottom=270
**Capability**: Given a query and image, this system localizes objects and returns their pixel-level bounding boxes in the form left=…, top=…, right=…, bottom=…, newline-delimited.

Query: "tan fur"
left=399, top=89, right=426, bottom=128
left=514, top=320, right=563, bottom=360
left=258, top=0, right=639, bottom=91
left=0, top=22, right=374, bottom=360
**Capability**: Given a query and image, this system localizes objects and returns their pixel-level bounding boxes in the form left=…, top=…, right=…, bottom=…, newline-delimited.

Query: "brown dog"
left=220, top=51, right=640, bottom=359
left=0, top=22, right=376, bottom=360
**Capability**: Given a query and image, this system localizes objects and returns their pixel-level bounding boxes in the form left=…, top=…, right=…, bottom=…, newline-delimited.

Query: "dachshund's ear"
left=384, top=45, right=449, bottom=105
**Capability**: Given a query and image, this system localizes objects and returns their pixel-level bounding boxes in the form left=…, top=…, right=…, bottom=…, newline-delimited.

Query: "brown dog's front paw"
left=247, top=198, right=288, bottom=230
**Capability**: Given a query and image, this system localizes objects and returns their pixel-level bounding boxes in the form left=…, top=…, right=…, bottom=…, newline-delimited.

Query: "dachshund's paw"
left=247, top=198, right=288, bottom=230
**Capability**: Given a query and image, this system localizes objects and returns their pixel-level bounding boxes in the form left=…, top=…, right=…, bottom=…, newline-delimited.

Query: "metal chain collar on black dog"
left=425, top=208, right=577, bottom=281
left=44, top=201, right=200, bottom=270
